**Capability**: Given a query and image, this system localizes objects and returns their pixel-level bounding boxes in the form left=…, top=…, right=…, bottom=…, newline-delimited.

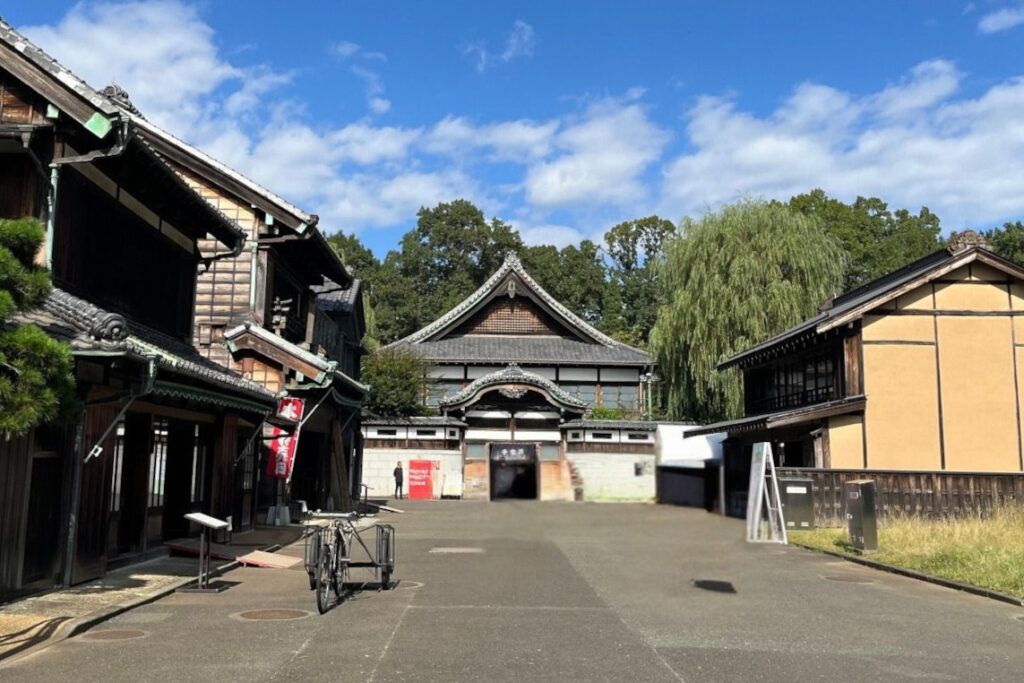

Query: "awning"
left=151, top=380, right=273, bottom=415
left=683, top=395, right=866, bottom=438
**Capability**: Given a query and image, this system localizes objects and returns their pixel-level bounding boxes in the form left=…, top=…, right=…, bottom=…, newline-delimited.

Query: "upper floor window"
left=746, top=344, right=839, bottom=414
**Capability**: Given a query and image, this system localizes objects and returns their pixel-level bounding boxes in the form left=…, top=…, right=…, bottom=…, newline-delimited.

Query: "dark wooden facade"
left=0, top=30, right=279, bottom=601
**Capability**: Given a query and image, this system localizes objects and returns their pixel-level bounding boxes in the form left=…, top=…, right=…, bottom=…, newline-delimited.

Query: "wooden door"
left=72, top=406, right=117, bottom=585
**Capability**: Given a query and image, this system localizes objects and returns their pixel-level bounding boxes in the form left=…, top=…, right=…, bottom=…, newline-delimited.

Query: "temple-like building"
left=361, top=254, right=659, bottom=501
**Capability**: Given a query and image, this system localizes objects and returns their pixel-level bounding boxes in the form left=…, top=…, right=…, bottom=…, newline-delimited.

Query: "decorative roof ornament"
left=440, top=362, right=587, bottom=411
left=947, top=230, right=990, bottom=255
left=507, top=279, right=517, bottom=299
left=100, top=83, right=145, bottom=118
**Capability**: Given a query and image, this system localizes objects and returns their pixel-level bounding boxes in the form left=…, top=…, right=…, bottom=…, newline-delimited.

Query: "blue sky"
left=4, top=1, right=1024, bottom=256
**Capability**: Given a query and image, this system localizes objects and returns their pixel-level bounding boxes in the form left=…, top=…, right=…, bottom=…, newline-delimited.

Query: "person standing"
left=393, top=461, right=404, bottom=499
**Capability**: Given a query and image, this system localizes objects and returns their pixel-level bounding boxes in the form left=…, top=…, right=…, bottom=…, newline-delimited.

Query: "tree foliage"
left=602, top=215, right=676, bottom=347
left=521, top=240, right=607, bottom=324
left=984, top=221, right=1024, bottom=266
left=787, top=189, right=942, bottom=290
left=0, top=218, right=75, bottom=436
left=651, top=200, right=845, bottom=422
left=361, top=346, right=430, bottom=417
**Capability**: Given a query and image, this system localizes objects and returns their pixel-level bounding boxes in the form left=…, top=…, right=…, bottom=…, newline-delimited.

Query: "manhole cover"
left=235, top=609, right=310, bottom=621
left=429, top=547, right=484, bottom=554
left=81, top=629, right=147, bottom=641
left=823, top=574, right=874, bottom=584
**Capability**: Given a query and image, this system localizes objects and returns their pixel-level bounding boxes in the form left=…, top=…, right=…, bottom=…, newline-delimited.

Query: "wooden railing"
left=775, top=468, right=1024, bottom=525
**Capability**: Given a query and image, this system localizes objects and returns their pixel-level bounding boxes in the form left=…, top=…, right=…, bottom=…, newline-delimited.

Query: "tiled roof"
left=388, top=253, right=653, bottom=365
left=0, top=16, right=119, bottom=116
left=561, top=419, right=659, bottom=432
left=393, top=335, right=651, bottom=365
left=362, top=415, right=468, bottom=428
left=23, top=289, right=275, bottom=405
left=314, top=279, right=361, bottom=314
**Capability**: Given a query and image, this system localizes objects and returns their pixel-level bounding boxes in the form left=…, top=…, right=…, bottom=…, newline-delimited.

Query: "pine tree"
left=0, top=217, right=75, bottom=436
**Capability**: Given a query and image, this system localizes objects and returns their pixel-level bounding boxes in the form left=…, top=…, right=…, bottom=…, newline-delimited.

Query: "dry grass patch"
left=790, top=505, right=1024, bottom=599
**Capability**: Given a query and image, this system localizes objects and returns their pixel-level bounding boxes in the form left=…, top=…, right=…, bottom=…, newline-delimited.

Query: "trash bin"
left=778, top=477, right=815, bottom=530
left=844, top=479, right=878, bottom=552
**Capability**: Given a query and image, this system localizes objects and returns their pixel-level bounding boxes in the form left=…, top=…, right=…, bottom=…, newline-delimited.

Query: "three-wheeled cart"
left=302, top=511, right=395, bottom=610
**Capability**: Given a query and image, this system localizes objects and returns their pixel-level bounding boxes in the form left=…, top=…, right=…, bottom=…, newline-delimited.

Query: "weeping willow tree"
left=651, top=199, right=845, bottom=422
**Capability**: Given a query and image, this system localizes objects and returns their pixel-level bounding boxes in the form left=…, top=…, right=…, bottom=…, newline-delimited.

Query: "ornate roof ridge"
left=439, top=362, right=587, bottom=411
left=391, top=252, right=643, bottom=354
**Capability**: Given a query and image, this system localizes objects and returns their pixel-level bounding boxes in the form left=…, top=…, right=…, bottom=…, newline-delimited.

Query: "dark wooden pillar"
left=210, top=415, right=238, bottom=521
left=119, top=412, right=152, bottom=555
left=162, top=420, right=195, bottom=540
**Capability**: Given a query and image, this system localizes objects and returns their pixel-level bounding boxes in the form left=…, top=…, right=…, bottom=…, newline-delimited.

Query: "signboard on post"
left=265, top=398, right=306, bottom=482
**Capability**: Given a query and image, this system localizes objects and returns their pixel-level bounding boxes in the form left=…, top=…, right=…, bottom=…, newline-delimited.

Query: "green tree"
left=651, top=200, right=845, bottom=422
left=361, top=346, right=429, bottom=416
left=787, top=190, right=942, bottom=290
left=376, top=200, right=524, bottom=342
left=984, top=221, right=1024, bottom=266
left=603, top=215, right=676, bottom=346
left=326, top=231, right=382, bottom=351
left=0, top=217, right=75, bottom=436
left=522, top=240, right=608, bottom=325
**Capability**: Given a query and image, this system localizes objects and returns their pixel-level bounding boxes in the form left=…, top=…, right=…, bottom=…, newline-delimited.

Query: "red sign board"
left=266, top=398, right=305, bottom=481
left=407, top=460, right=435, bottom=500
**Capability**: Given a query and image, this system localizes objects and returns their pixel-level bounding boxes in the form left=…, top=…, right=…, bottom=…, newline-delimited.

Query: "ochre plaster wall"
left=937, top=316, right=1019, bottom=471
left=863, top=344, right=942, bottom=469
left=860, top=272, right=1024, bottom=473
left=827, top=415, right=864, bottom=468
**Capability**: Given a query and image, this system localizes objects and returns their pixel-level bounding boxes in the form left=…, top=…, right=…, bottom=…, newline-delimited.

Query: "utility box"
left=845, top=479, right=878, bottom=552
left=778, top=477, right=815, bottom=530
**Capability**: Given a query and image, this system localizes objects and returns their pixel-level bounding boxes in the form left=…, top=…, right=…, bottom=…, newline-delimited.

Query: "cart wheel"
left=306, top=533, right=321, bottom=590
left=381, top=568, right=391, bottom=590
left=332, top=535, right=348, bottom=601
left=315, top=543, right=332, bottom=614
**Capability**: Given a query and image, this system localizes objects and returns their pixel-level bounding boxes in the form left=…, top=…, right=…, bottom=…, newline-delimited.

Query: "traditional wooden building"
left=95, top=84, right=369, bottom=518
left=362, top=253, right=658, bottom=501
left=689, top=232, right=1024, bottom=518
left=0, top=19, right=279, bottom=599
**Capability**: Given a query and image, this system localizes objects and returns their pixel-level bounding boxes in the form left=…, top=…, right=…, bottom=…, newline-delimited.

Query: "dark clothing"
left=394, top=466, right=403, bottom=499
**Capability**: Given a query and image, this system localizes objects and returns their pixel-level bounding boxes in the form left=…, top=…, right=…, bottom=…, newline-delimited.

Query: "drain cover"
left=82, top=630, right=147, bottom=641
left=236, top=609, right=310, bottom=621
left=429, top=547, right=484, bottom=554
left=823, top=574, right=874, bottom=584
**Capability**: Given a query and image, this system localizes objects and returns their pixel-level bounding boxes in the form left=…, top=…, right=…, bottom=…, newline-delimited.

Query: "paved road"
left=3, top=502, right=1023, bottom=682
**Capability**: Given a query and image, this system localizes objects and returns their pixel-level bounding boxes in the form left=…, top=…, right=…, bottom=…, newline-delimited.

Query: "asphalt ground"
left=3, top=501, right=1023, bottom=682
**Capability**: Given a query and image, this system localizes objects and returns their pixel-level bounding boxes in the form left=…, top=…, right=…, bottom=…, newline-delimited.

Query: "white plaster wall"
left=362, top=447, right=463, bottom=499
left=568, top=452, right=656, bottom=502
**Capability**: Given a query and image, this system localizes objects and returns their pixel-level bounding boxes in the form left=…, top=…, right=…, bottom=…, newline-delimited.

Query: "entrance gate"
left=489, top=443, right=537, bottom=500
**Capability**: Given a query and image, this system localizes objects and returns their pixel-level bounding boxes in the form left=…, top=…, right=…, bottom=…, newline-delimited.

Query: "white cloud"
left=331, top=41, right=360, bottom=58
left=978, top=4, right=1024, bottom=33
left=660, top=59, right=1024, bottom=229
left=517, top=223, right=587, bottom=248
left=525, top=95, right=670, bottom=207
left=501, top=20, right=535, bottom=62
left=463, top=20, right=536, bottom=72
left=424, top=116, right=558, bottom=161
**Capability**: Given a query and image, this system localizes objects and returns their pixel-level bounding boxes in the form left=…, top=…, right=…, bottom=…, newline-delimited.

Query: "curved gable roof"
left=439, top=363, right=587, bottom=412
left=389, top=253, right=652, bottom=366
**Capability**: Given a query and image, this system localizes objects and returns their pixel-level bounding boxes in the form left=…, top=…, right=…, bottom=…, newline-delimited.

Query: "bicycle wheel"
left=306, top=532, right=321, bottom=591
left=315, top=540, right=333, bottom=614
left=332, top=532, right=349, bottom=601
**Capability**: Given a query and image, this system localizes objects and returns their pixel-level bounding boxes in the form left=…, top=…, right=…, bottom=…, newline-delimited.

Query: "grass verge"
left=789, top=505, right=1024, bottom=599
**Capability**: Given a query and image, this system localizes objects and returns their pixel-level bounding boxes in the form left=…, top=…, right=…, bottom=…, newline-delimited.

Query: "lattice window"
left=456, top=298, right=566, bottom=336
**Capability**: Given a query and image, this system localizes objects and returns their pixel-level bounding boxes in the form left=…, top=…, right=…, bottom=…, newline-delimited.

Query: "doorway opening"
left=489, top=443, right=537, bottom=500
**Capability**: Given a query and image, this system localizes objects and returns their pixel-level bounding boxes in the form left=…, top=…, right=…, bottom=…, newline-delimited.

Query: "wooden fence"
left=775, top=468, right=1024, bottom=525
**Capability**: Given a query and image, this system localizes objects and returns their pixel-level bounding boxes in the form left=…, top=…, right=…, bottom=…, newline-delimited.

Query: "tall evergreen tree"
left=651, top=200, right=845, bottom=422
left=603, top=215, right=676, bottom=347
left=984, top=221, right=1024, bottom=266
left=0, top=217, right=75, bottom=436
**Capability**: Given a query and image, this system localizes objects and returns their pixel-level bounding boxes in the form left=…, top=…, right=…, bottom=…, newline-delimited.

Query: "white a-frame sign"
left=745, top=442, right=788, bottom=544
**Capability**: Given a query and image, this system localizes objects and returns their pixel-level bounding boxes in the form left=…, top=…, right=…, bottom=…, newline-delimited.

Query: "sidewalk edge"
left=793, top=542, right=1024, bottom=608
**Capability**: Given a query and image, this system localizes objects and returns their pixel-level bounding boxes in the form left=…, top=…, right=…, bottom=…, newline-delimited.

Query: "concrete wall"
left=568, top=452, right=656, bottom=502
left=362, top=447, right=463, bottom=499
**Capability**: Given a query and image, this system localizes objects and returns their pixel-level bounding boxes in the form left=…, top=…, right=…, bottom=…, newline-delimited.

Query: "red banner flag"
left=266, top=398, right=305, bottom=481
